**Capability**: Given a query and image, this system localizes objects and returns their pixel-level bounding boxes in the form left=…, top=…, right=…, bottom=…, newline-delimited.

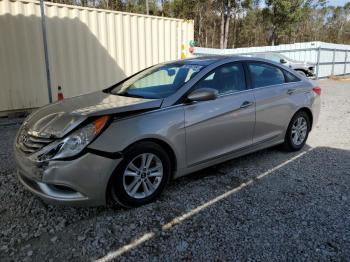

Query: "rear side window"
left=248, top=62, right=285, bottom=88
left=284, top=70, right=300, bottom=82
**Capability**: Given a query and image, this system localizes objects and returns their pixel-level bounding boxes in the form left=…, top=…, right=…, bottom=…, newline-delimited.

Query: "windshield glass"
left=109, top=63, right=204, bottom=99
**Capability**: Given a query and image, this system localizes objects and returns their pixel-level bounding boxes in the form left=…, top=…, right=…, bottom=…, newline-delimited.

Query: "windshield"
left=108, top=63, right=204, bottom=99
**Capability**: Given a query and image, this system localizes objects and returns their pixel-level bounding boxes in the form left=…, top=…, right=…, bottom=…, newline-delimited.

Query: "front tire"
left=283, top=111, right=310, bottom=152
left=108, top=141, right=171, bottom=208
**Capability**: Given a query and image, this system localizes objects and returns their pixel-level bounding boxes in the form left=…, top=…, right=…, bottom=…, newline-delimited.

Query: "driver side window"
left=194, top=63, right=246, bottom=95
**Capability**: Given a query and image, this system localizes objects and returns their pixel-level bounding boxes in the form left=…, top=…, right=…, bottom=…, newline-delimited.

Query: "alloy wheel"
left=291, top=116, right=308, bottom=146
left=122, top=153, right=163, bottom=199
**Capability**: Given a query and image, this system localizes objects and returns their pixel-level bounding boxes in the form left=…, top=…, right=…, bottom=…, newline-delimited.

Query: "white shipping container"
left=0, top=0, right=194, bottom=113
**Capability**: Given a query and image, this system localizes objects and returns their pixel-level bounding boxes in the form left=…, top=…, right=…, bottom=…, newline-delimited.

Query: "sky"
left=327, top=0, right=349, bottom=6
left=259, top=0, right=350, bottom=8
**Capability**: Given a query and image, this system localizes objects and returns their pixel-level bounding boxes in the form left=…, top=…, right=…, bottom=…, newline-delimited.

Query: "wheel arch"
left=123, top=138, right=178, bottom=173
left=294, top=107, right=313, bottom=130
left=104, top=137, right=178, bottom=206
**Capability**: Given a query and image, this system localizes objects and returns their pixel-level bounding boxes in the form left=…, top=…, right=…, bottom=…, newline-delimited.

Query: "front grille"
left=18, top=131, right=53, bottom=154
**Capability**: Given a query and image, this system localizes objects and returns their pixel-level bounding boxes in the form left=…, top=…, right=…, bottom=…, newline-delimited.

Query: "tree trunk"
left=205, top=30, right=208, bottom=47
left=223, top=0, right=231, bottom=49
left=161, top=0, right=164, bottom=16
left=212, top=21, right=216, bottom=48
left=198, top=11, right=202, bottom=46
left=220, top=1, right=225, bottom=49
left=223, top=17, right=230, bottom=48
left=232, top=8, right=237, bottom=48
left=271, top=28, right=276, bottom=46
left=145, top=0, right=149, bottom=15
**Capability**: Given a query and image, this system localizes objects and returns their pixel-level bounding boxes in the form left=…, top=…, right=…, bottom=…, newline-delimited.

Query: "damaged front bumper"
left=14, top=146, right=121, bottom=206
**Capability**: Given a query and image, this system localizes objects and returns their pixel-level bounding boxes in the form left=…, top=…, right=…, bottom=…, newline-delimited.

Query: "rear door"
left=247, top=61, right=303, bottom=144
left=184, top=62, right=255, bottom=167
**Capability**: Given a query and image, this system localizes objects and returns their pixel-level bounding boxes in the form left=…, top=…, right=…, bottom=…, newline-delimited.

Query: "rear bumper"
left=15, top=148, right=122, bottom=206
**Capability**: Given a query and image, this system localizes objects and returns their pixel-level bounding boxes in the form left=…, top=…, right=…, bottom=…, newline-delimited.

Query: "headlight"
left=30, top=116, right=110, bottom=162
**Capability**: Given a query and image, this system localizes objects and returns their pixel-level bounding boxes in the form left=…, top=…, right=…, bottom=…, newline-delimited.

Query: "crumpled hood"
left=24, top=91, right=162, bottom=138
left=289, top=60, right=316, bottom=68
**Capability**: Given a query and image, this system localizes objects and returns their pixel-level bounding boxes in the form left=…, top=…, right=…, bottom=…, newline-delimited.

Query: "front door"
left=184, top=62, right=255, bottom=167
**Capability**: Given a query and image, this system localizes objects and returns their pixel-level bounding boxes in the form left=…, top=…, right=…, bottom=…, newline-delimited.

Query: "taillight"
left=312, top=86, right=321, bottom=96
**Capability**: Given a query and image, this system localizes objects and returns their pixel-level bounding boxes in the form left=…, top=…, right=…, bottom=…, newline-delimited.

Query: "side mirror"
left=187, top=88, right=218, bottom=102
left=280, top=58, right=287, bottom=64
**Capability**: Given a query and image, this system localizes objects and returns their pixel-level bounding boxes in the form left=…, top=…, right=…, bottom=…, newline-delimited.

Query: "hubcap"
left=291, top=116, right=308, bottom=146
left=123, top=153, right=163, bottom=199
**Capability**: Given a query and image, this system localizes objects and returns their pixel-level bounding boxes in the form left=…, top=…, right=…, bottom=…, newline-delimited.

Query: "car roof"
left=166, top=55, right=258, bottom=66
left=165, top=54, right=292, bottom=67
left=168, top=55, right=231, bottom=66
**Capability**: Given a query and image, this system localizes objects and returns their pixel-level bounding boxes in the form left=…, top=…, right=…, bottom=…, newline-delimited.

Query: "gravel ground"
left=0, top=79, right=349, bottom=261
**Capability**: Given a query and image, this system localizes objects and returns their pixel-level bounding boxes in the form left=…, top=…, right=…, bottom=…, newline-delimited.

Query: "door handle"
left=286, top=89, right=296, bottom=95
left=240, top=101, right=254, bottom=108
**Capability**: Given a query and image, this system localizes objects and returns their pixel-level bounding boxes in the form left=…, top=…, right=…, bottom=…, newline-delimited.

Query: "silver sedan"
left=14, top=56, right=321, bottom=207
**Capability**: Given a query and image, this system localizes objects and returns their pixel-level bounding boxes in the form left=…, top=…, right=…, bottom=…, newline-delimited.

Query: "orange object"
left=57, top=85, right=64, bottom=101
left=94, top=116, right=110, bottom=135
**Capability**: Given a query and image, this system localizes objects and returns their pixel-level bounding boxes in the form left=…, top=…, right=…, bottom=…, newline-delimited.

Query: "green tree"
left=263, top=0, right=305, bottom=45
left=45, top=0, right=350, bottom=47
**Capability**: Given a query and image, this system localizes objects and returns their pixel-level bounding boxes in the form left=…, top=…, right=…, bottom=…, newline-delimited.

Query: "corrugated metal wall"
left=194, top=41, right=350, bottom=78
left=0, top=0, right=194, bottom=112
left=0, top=0, right=48, bottom=112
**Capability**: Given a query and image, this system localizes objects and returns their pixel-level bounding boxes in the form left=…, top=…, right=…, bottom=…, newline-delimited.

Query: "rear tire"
left=283, top=111, right=310, bottom=152
left=108, top=141, right=171, bottom=208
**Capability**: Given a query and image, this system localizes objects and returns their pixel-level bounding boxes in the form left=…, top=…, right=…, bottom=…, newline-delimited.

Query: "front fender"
left=88, top=105, right=186, bottom=169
